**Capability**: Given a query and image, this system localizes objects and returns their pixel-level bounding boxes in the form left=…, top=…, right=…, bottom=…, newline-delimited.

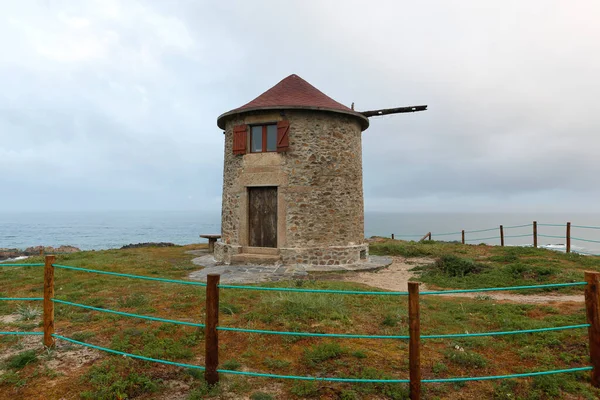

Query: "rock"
left=120, top=242, right=176, bottom=249
left=0, top=245, right=81, bottom=261
left=0, top=248, right=23, bottom=261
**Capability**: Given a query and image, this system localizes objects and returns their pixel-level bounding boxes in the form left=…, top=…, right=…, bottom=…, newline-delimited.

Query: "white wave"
left=0, top=255, right=29, bottom=263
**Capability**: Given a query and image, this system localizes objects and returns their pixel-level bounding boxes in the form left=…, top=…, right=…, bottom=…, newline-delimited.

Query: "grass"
left=0, top=242, right=598, bottom=399
left=371, top=240, right=598, bottom=292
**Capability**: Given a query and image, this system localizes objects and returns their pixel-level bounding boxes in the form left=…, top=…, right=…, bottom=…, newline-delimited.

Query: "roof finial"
left=351, top=102, right=354, bottom=110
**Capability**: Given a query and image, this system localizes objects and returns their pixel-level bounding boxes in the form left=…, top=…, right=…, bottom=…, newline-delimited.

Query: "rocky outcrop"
left=0, top=245, right=81, bottom=261
left=120, top=242, right=176, bottom=249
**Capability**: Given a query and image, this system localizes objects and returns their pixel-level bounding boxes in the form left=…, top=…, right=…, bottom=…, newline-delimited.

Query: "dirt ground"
left=341, top=256, right=585, bottom=304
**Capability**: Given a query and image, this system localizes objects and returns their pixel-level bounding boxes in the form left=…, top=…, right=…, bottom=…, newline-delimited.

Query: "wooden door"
left=248, top=187, right=277, bottom=248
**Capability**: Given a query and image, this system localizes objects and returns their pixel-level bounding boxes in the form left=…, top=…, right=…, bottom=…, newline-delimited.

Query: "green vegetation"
left=371, top=240, right=597, bottom=292
left=80, top=358, right=160, bottom=400
left=5, top=350, right=38, bottom=370
left=0, top=242, right=598, bottom=399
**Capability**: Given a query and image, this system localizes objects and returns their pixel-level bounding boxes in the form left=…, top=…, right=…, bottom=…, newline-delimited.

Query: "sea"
left=1, top=211, right=600, bottom=255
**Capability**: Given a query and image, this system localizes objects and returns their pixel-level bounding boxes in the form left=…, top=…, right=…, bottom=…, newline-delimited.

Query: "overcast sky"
left=1, top=0, right=599, bottom=213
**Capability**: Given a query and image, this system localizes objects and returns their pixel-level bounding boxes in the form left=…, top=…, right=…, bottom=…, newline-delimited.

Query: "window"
left=250, top=124, right=277, bottom=153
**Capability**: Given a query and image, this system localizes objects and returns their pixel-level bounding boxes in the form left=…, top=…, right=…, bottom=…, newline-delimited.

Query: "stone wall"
left=217, top=109, right=366, bottom=265
left=280, top=244, right=368, bottom=266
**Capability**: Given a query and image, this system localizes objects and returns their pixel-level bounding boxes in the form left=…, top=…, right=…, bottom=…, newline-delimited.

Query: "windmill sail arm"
left=360, top=105, right=427, bottom=118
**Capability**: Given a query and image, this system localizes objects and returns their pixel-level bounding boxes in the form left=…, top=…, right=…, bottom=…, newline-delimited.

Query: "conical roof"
left=217, top=74, right=369, bottom=130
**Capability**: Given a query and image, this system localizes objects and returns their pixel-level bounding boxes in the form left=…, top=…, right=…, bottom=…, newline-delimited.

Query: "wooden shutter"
left=276, top=120, right=290, bottom=152
left=232, top=125, right=247, bottom=155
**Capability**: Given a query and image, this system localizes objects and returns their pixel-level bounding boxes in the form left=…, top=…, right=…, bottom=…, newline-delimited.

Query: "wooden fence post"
left=392, top=234, right=395, bottom=240
left=500, top=225, right=504, bottom=247
left=461, top=230, right=465, bottom=245
left=409, top=282, right=421, bottom=400
left=43, top=255, right=55, bottom=348
left=205, top=274, right=220, bottom=385
left=566, top=222, right=571, bottom=254
left=585, top=271, right=600, bottom=387
left=428, top=233, right=432, bottom=241
left=533, top=221, right=538, bottom=248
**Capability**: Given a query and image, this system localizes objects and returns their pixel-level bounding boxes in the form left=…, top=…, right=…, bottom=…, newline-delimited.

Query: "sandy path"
left=342, top=256, right=584, bottom=304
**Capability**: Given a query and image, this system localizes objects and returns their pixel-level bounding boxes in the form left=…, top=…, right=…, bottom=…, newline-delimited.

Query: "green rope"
left=0, top=263, right=44, bottom=267
left=465, top=236, right=501, bottom=242
left=392, top=234, right=423, bottom=238
left=421, top=282, right=587, bottom=295
left=0, top=331, right=43, bottom=336
left=217, top=326, right=410, bottom=339
left=422, top=324, right=589, bottom=339
left=422, top=367, right=592, bottom=383
left=574, top=250, right=600, bottom=256
left=52, top=264, right=207, bottom=287
left=218, top=324, right=589, bottom=340
left=52, top=299, right=205, bottom=328
left=572, top=237, right=600, bottom=244
left=503, top=234, right=532, bottom=238
left=572, top=225, right=600, bottom=230
left=53, top=334, right=206, bottom=370
left=538, top=223, right=566, bottom=227
left=50, top=335, right=593, bottom=384
left=503, top=224, right=533, bottom=229
left=465, top=227, right=498, bottom=234
left=215, top=368, right=409, bottom=382
left=0, top=297, right=43, bottom=301
left=538, top=234, right=565, bottom=239
left=217, top=284, right=408, bottom=295
left=431, top=231, right=462, bottom=236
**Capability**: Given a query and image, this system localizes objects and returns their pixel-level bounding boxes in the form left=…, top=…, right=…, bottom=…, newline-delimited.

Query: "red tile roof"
left=217, top=75, right=369, bottom=130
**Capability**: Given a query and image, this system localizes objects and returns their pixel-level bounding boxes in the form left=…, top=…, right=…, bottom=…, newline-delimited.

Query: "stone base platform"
left=186, top=251, right=392, bottom=284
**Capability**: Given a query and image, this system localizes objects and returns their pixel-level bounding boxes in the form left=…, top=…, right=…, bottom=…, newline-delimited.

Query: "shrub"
left=222, top=359, right=241, bottom=370
left=250, top=392, right=275, bottom=400
left=434, top=255, right=488, bottom=277
left=303, top=342, right=348, bottom=366
left=80, top=359, right=159, bottom=400
left=291, top=381, right=319, bottom=397
left=16, top=305, right=42, bottom=321
left=444, top=348, right=487, bottom=369
left=507, top=263, right=557, bottom=282
left=6, top=350, right=38, bottom=370
left=263, top=357, right=291, bottom=369
left=187, top=381, right=221, bottom=399
left=117, top=293, right=148, bottom=308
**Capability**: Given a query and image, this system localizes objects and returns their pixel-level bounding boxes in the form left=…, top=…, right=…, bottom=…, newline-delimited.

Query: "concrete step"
left=230, top=253, right=281, bottom=265
left=241, top=246, right=279, bottom=255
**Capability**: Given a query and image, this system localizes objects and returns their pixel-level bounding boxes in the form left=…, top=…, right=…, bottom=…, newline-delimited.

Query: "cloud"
left=0, top=0, right=598, bottom=212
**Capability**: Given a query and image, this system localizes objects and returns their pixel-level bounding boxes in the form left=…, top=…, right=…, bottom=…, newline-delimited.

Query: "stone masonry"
left=215, top=108, right=368, bottom=266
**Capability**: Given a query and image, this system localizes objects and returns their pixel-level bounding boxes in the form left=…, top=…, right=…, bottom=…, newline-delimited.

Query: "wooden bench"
left=199, top=234, right=221, bottom=253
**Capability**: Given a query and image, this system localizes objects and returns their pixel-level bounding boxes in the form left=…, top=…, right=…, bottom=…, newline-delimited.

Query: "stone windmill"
left=215, top=74, right=426, bottom=266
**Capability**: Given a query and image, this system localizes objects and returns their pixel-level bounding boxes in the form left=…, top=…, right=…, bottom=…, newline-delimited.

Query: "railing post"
left=43, top=255, right=55, bottom=348
left=566, top=222, right=571, bottom=253
left=205, top=274, right=220, bottom=385
left=428, top=232, right=432, bottom=241
left=392, top=233, right=395, bottom=240
left=585, top=271, right=600, bottom=387
left=409, top=282, right=421, bottom=400
left=500, top=225, right=504, bottom=247
left=461, top=230, right=465, bottom=245
left=533, top=221, right=538, bottom=248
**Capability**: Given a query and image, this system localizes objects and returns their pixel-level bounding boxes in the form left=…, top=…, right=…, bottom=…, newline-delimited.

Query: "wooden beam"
left=360, top=105, right=428, bottom=118
left=43, top=255, right=55, bottom=348
left=567, top=222, right=571, bottom=254
left=409, top=282, right=421, bottom=399
left=205, top=274, right=220, bottom=385
left=585, top=271, right=600, bottom=387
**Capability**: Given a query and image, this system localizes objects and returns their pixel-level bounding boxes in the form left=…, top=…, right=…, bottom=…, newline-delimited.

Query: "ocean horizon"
left=1, top=210, right=599, bottom=255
